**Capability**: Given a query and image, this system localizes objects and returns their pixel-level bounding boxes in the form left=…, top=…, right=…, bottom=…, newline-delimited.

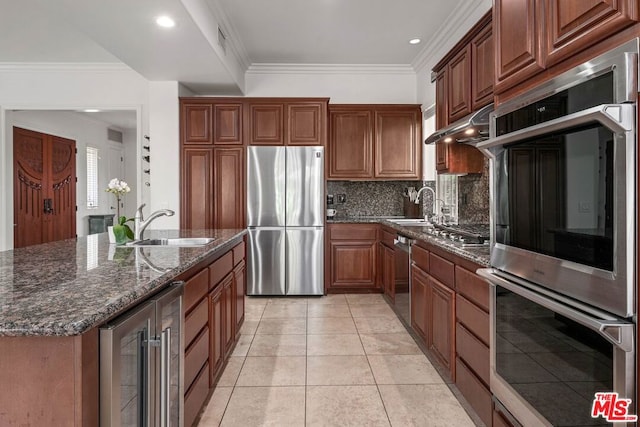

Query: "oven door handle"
left=478, top=268, right=635, bottom=353
left=478, top=103, right=635, bottom=150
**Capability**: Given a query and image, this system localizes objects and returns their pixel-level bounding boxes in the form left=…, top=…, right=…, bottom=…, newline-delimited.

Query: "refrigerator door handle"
left=160, top=327, right=171, bottom=427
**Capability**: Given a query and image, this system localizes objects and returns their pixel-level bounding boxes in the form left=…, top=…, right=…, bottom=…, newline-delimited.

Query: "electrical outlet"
left=327, top=194, right=334, bottom=205
left=337, top=194, right=346, bottom=203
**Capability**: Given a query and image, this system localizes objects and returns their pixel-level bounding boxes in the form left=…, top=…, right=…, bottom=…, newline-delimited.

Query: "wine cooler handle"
left=160, top=327, right=171, bottom=427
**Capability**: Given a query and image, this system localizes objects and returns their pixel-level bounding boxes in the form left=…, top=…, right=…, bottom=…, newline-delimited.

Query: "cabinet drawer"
left=329, top=224, right=377, bottom=240
left=184, top=268, right=208, bottom=314
left=456, top=295, right=489, bottom=345
left=456, top=323, right=489, bottom=385
left=209, top=251, right=233, bottom=289
left=455, top=266, right=489, bottom=311
left=185, top=297, right=208, bottom=346
left=412, top=244, right=429, bottom=272
left=232, top=241, right=245, bottom=266
left=185, top=361, right=210, bottom=427
left=380, top=228, right=395, bottom=247
left=185, top=327, right=209, bottom=391
left=429, top=252, right=454, bottom=288
left=455, top=357, right=492, bottom=427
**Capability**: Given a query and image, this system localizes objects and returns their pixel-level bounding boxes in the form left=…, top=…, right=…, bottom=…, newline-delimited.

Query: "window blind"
left=86, top=147, right=99, bottom=208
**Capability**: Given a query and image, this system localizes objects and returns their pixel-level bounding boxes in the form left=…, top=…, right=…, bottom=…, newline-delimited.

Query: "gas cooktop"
left=427, top=223, right=490, bottom=246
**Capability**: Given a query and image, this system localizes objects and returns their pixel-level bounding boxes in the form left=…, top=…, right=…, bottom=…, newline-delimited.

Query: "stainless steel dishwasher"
left=393, top=234, right=414, bottom=326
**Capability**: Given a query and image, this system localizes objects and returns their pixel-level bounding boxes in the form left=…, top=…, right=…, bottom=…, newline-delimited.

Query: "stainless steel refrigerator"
left=247, top=146, right=324, bottom=295
left=100, top=282, right=183, bottom=426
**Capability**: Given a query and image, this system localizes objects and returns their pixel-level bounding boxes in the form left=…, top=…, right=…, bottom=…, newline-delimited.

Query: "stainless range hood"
left=425, top=103, right=493, bottom=145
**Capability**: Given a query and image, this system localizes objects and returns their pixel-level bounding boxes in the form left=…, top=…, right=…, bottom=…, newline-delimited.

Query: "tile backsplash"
left=327, top=181, right=434, bottom=219
left=457, top=158, right=490, bottom=224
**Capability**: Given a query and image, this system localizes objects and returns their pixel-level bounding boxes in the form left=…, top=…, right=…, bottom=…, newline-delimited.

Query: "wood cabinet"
left=182, top=103, right=212, bottom=144
left=327, top=224, right=379, bottom=292
left=214, top=104, right=243, bottom=145
left=248, top=103, right=284, bottom=145
left=180, top=97, right=327, bottom=231
left=247, top=100, right=328, bottom=146
left=287, top=102, right=326, bottom=145
left=471, top=23, right=494, bottom=110
left=435, top=69, right=448, bottom=129
left=435, top=143, right=485, bottom=174
left=494, top=0, right=545, bottom=93
left=410, top=264, right=429, bottom=340
left=455, top=264, right=492, bottom=427
left=329, top=108, right=373, bottom=178
left=432, top=12, right=490, bottom=175
left=494, top=0, right=640, bottom=96
left=328, top=105, right=421, bottom=180
left=213, top=147, right=244, bottom=229
left=447, top=45, right=472, bottom=122
left=181, top=148, right=213, bottom=230
left=374, top=109, right=421, bottom=179
left=182, top=237, right=246, bottom=426
left=427, top=275, right=455, bottom=375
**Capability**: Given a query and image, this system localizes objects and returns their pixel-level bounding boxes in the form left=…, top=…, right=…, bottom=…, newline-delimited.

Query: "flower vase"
left=112, top=224, right=128, bottom=245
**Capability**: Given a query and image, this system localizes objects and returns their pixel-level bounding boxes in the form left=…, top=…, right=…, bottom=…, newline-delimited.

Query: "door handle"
left=43, top=198, right=54, bottom=214
left=160, top=328, right=171, bottom=427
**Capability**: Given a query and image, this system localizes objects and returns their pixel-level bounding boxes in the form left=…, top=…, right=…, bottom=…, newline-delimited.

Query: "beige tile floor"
left=197, top=293, right=476, bottom=427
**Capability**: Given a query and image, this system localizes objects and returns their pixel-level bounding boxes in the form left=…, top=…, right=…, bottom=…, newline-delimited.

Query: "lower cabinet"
left=380, top=242, right=395, bottom=301
left=327, top=224, right=379, bottom=292
left=427, top=276, right=455, bottom=377
left=183, top=238, right=247, bottom=427
left=410, top=264, right=428, bottom=340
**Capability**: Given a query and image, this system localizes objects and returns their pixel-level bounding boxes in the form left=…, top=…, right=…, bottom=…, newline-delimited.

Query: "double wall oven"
left=477, top=39, right=637, bottom=426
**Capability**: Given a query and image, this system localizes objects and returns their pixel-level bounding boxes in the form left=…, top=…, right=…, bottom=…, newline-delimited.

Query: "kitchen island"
left=0, top=228, right=246, bottom=426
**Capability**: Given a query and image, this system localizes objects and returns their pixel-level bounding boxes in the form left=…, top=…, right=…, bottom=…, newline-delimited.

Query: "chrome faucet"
left=414, top=186, right=435, bottom=205
left=134, top=203, right=175, bottom=241
left=413, top=187, right=446, bottom=224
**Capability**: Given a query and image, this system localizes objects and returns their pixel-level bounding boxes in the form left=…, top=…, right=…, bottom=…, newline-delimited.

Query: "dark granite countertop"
left=328, top=217, right=489, bottom=267
left=0, top=229, right=246, bottom=337
left=380, top=221, right=490, bottom=267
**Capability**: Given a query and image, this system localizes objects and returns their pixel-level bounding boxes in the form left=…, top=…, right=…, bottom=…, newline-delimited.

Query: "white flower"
left=106, top=178, right=131, bottom=195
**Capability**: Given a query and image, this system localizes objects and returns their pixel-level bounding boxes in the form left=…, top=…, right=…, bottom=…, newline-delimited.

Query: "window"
left=86, top=147, right=99, bottom=209
left=436, top=174, right=458, bottom=224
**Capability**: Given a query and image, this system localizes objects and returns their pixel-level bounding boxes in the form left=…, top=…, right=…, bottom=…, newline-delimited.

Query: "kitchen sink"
left=127, top=238, right=216, bottom=247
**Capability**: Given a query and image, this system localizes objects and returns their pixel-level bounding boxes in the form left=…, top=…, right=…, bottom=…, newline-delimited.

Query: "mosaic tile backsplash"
left=327, top=181, right=434, bottom=219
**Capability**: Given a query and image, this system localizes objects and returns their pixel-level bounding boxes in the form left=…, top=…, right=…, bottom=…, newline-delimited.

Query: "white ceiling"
left=215, top=0, right=464, bottom=64
left=1, top=0, right=484, bottom=94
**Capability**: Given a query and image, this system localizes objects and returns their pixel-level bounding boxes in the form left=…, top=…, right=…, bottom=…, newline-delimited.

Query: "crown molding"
left=206, top=0, right=252, bottom=71
left=247, top=63, right=416, bottom=75
left=0, top=62, right=131, bottom=72
left=411, top=0, right=491, bottom=72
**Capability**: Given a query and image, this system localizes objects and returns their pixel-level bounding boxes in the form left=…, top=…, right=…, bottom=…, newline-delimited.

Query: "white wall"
left=8, top=110, right=137, bottom=238
left=0, top=64, right=149, bottom=250
left=147, top=81, right=181, bottom=230
left=245, top=67, right=418, bottom=103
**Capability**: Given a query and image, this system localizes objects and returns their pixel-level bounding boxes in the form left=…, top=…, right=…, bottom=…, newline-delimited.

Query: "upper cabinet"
left=182, top=103, right=213, bottom=144
left=182, top=101, right=243, bottom=145
left=434, top=12, right=493, bottom=129
left=328, top=105, right=421, bottom=180
left=248, top=103, right=284, bottom=145
left=246, top=99, right=328, bottom=146
left=432, top=12, right=491, bottom=175
left=447, top=45, right=473, bottom=122
left=494, top=0, right=639, bottom=96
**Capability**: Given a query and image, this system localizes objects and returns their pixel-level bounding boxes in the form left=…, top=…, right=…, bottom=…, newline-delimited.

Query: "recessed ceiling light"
left=409, top=38, right=421, bottom=45
left=83, top=109, right=100, bottom=113
left=156, top=16, right=175, bottom=28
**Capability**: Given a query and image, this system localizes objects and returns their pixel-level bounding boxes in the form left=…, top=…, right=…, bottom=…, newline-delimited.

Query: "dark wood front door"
left=13, top=127, right=76, bottom=248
